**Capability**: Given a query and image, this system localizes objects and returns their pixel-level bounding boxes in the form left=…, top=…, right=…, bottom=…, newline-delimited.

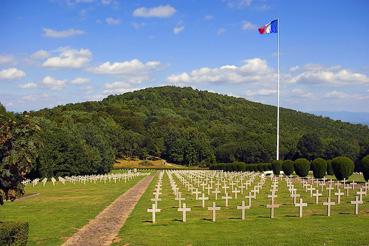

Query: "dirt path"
left=62, top=175, right=153, bottom=246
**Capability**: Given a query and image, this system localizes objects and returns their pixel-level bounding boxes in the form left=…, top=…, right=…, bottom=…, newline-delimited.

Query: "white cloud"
left=90, top=59, right=161, bottom=83
left=0, top=55, right=15, bottom=65
left=43, top=47, right=92, bottom=68
left=217, top=28, right=226, bottom=36
left=167, top=58, right=275, bottom=85
left=19, top=82, right=38, bottom=89
left=133, top=5, right=176, bottom=18
left=131, top=22, right=145, bottom=29
left=101, top=0, right=113, bottom=5
left=0, top=68, right=26, bottom=80
left=204, top=15, right=214, bottom=21
left=70, top=77, right=89, bottom=84
left=324, top=90, right=349, bottom=99
left=21, top=93, right=49, bottom=102
left=290, top=88, right=315, bottom=99
left=41, top=76, right=66, bottom=90
left=289, top=65, right=369, bottom=85
left=173, top=22, right=184, bottom=34
left=43, top=28, right=85, bottom=38
left=105, top=17, right=121, bottom=25
left=31, top=50, right=49, bottom=60
left=224, top=0, right=253, bottom=8
left=103, top=81, right=140, bottom=94
left=242, top=21, right=257, bottom=30
left=246, top=88, right=276, bottom=97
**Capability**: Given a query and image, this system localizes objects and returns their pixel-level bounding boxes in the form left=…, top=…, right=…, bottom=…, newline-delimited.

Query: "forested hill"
left=30, top=86, right=369, bottom=174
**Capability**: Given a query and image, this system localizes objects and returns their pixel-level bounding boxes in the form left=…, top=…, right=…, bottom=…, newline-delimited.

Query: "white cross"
left=335, top=189, right=344, bottom=204
left=175, top=192, right=185, bottom=207
left=147, top=203, right=161, bottom=224
left=351, top=196, right=363, bottom=215
left=323, top=197, right=335, bottom=217
left=178, top=203, right=191, bottom=222
left=151, top=195, right=161, bottom=208
left=294, top=198, right=307, bottom=218
left=208, top=202, right=221, bottom=222
left=212, top=188, right=221, bottom=200
left=222, top=193, right=232, bottom=207
left=357, top=188, right=366, bottom=202
left=326, top=185, right=334, bottom=197
left=344, top=185, right=352, bottom=197
left=245, top=192, right=253, bottom=207
left=312, top=189, right=322, bottom=204
left=267, top=202, right=280, bottom=218
left=237, top=200, right=250, bottom=220
left=198, top=193, right=209, bottom=208
left=232, top=188, right=240, bottom=199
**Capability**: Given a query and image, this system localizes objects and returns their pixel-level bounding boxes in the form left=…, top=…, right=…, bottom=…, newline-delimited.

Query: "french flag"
left=258, top=19, right=278, bottom=34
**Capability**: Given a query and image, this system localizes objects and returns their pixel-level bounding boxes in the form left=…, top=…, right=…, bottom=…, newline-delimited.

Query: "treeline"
left=209, top=162, right=272, bottom=172
left=2, top=86, right=369, bottom=179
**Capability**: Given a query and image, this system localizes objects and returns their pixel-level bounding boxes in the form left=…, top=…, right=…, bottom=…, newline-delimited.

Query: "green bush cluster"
left=311, top=158, right=327, bottom=178
left=327, top=160, right=334, bottom=175
left=209, top=162, right=272, bottom=172
left=294, top=158, right=310, bottom=177
left=361, top=155, right=369, bottom=181
left=282, top=160, right=295, bottom=176
left=331, top=156, right=355, bottom=180
left=0, top=221, right=29, bottom=246
left=271, top=160, right=283, bottom=175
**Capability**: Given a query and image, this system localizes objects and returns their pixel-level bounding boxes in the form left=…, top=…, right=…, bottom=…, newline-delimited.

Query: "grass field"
left=0, top=174, right=147, bottom=246
left=115, top=171, right=369, bottom=246
left=113, top=159, right=188, bottom=169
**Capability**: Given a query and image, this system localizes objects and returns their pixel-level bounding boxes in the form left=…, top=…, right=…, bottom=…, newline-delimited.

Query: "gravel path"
left=62, top=175, right=153, bottom=246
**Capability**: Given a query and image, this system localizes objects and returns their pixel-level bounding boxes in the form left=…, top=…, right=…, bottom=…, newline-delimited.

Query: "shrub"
left=327, top=160, right=334, bottom=175
left=0, top=221, right=29, bottom=246
left=271, top=160, right=283, bottom=175
left=311, top=158, right=327, bottom=179
left=331, top=156, right=354, bottom=180
left=282, top=160, right=294, bottom=176
left=361, top=155, right=369, bottom=181
left=294, top=158, right=310, bottom=177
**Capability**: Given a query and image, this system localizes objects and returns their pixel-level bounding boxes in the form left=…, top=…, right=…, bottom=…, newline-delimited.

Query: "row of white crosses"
left=147, top=171, right=164, bottom=224
left=22, top=171, right=150, bottom=187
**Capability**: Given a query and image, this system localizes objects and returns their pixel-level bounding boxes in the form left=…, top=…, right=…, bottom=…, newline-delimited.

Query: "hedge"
left=271, top=160, right=283, bottom=175
left=361, top=155, right=369, bottom=181
left=282, top=160, right=294, bottom=176
left=209, top=162, right=272, bottom=172
left=294, top=158, right=310, bottom=177
left=327, top=160, right=334, bottom=175
left=311, top=158, right=327, bottom=179
left=331, top=156, right=354, bottom=180
left=0, top=221, right=29, bottom=246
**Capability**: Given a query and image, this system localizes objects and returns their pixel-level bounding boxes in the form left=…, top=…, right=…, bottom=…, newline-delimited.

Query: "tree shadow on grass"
left=201, top=218, right=213, bottom=222
left=285, top=214, right=298, bottom=218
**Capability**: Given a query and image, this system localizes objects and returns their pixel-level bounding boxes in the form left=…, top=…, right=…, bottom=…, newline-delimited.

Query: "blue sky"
left=1, top=0, right=369, bottom=113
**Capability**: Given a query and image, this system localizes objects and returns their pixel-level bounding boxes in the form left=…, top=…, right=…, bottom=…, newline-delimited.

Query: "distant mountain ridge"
left=314, top=111, right=369, bottom=126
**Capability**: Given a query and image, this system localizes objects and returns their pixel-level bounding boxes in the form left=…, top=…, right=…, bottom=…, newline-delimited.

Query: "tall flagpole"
left=276, top=18, right=280, bottom=160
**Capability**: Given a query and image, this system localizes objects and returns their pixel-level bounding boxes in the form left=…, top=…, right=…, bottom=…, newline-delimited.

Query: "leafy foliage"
left=0, top=221, right=29, bottom=246
left=282, top=160, right=295, bottom=176
left=294, top=158, right=310, bottom=177
left=360, top=155, right=369, bottom=181
left=311, top=158, right=327, bottom=178
left=332, top=156, right=354, bottom=180
left=271, top=160, right=283, bottom=175
left=327, top=160, right=334, bottom=175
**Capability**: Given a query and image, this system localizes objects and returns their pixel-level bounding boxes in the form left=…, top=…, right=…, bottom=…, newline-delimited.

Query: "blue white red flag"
left=258, top=19, right=278, bottom=34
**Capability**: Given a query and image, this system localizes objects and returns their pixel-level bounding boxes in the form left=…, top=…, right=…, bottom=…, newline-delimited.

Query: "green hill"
left=30, top=86, right=369, bottom=174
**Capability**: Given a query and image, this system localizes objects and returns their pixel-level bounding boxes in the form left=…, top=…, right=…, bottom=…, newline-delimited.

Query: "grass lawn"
left=0, top=174, right=148, bottom=246
left=115, top=171, right=369, bottom=246
left=113, top=159, right=201, bottom=170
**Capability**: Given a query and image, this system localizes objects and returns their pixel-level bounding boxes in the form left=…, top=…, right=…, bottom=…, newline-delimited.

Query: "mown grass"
left=0, top=175, right=146, bottom=246
left=115, top=171, right=369, bottom=246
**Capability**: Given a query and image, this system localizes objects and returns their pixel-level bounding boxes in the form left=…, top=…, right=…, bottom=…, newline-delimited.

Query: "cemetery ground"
left=0, top=171, right=148, bottom=246
left=115, top=171, right=369, bottom=246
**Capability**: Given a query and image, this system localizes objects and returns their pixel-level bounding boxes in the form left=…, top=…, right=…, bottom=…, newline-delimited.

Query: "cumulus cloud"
left=246, top=88, right=276, bottom=97
left=0, top=68, right=26, bottom=80
left=0, top=55, right=15, bottom=65
left=217, top=28, right=226, bottom=35
left=167, top=58, right=275, bottom=85
left=43, top=28, right=85, bottom=38
left=173, top=22, right=184, bottom=34
left=43, top=48, right=92, bottom=68
left=19, top=82, right=38, bottom=89
left=288, top=65, right=369, bottom=85
left=224, top=0, right=253, bottom=8
left=204, top=15, right=214, bottom=21
left=70, top=77, right=89, bottom=84
left=133, top=5, right=176, bottom=18
left=103, top=81, right=140, bottom=94
left=41, top=76, right=66, bottom=90
left=31, top=50, right=49, bottom=60
left=90, top=59, right=161, bottom=83
left=324, top=90, right=349, bottom=99
left=105, top=17, right=121, bottom=25
left=242, top=21, right=257, bottom=30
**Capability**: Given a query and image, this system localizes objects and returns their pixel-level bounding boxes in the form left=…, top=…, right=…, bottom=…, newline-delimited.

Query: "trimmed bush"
left=327, top=160, right=334, bottom=175
left=361, top=155, right=369, bottom=181
left=272, top=160, right=283, bottom=175
left=0, top=221, right=29, bottom=246
left=294, top=158, right=310, bottom=177
left=208, top=162, right=272, bottom=172
left=311, top=158, right=327, bottom=179
left=282, top=160, right=295, bottom=176
left=331, top=156, right=354, bottom=180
